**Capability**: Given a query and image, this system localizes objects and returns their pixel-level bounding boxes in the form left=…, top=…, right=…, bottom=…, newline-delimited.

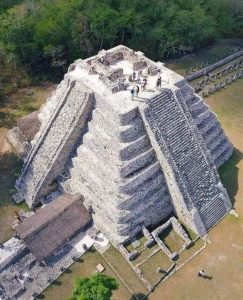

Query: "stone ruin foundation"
left=13, top=45, right=233, bottom=247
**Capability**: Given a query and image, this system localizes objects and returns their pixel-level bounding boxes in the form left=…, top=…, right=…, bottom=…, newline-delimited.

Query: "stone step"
left=118, top=171, right=168, bottom=206
left=197, top=115, right=217, bottom=132
left=179, top=85, right=196, bottom=103
left=97, top=100, right=138, bottom=126
left=200, top=198, right=227, bottom=230
left=122, top=193, right=173, bottom=225
left=191, top=99, right=205, bottom=110
left=121, top=160, right=161, bottom=192
left=203, top=124, right=223, bottom=143
left=16, top=81, right=93, bottom=206
left=151, top=92, right=171, bottom=103
left=211, top=139, right=229, bottom=158
left=151, top=96, right=174, bottom=109
left=188, top=96, right=201, bottom=106
left=195, top=110, right=212, bottom=125
left=141, top=87, right=227, bottom=230
left=119, top=117, right=145, bottom=143
left=207, top=133, right=226, bottom=151
left=81, top=131, right=120, bottom=161
left=125, top=188, right=170, bottom=212
left=90, top=108, right=146, bottom=144
left=120, top=135, right=152, bottom=161
left=90, top=183, right=170, bottom=229
left=121, top=148, right=156, bottom=178
left=191, top=104, right=208, bottom=118
left=83, top=128, right=152, bottom=164
left=92, top=213, right=133, bottom=242
left=74, top=145, right=120, bottom=180
left=71, top=158, right=119, bottom=195
left=77, top=182, right=131, bottom=223
left=214, top=144, right=233, bottom=168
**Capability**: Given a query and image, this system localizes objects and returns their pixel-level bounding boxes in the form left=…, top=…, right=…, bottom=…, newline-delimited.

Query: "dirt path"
left=0, top=128, right=12, bottom=154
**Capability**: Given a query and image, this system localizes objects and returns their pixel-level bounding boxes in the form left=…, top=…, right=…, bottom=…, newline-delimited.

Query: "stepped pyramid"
left=15, top=45, right=233, bottom=245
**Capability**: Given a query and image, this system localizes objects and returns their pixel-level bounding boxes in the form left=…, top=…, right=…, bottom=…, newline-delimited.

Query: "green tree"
left=0, top=0, right=23, bottom=14
left=70, top=273, right=118, bottom=300
left=0, top=0, right=242, bottom=83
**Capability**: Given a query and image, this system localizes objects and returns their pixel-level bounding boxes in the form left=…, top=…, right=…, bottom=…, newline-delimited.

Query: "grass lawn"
left=176, top=239, right=205, bottom=266
left=124, top=234, right=147, bottom=253
left=124, top=234, right=159, bottom=267
left=0, top=152, right=28, bottom=242
left=140, top=250, right=173, bottom=285
left=131, top=243, right=159, bottom=267
left=103, top=246, right=148, bottom=297
left=37, top=247, right=132, bottom=300
left=180, top=222, right=198, bottom=241
left=0, top=85, right=54, bottom=129
left=0, top=85, right=54, bottom=243
left=158, top=226, right=185, bottom=254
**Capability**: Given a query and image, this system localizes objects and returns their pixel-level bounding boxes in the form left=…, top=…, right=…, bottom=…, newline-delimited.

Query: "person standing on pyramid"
left=131, top=87, right=135, bottom=100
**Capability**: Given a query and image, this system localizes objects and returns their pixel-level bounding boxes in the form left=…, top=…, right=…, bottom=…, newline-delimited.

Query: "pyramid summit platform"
left=14, top=45, right=233, bottom=245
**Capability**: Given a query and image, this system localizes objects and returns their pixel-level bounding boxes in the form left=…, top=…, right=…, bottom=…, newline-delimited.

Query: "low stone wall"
left=171, top=217, right=192, bottom=248
left=151, top=217, right=193, bottom=258
left=118, top=244, right=139, bottom=261
left=199, top=69, right=243, bottom=97
left=186, top=50, right=243, bottom=81
left=142, top=226, right=155, bottom=248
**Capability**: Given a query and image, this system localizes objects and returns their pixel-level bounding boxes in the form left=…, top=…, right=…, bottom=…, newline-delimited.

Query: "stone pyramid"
left=15, top=45, right=233, bottom=245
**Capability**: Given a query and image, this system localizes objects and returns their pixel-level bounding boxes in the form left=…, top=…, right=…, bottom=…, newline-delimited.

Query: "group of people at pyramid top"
left=130, top=69, right=162, bottom=100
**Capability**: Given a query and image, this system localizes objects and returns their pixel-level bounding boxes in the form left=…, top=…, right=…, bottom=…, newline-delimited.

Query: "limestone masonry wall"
left=140, top=86, right=231, bottom=236
left=14, top=45, right=233, bottom=245
left=15, top=79, right=94, bottom=207
left=62, top=92, right=173, bottom=244
left=179, top=83, right=233, bottom=168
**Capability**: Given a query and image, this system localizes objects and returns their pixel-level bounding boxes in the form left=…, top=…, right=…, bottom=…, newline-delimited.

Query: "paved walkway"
left=0, top=237, right=23, bottom=265
left=0, top=227, right=109, bottom=300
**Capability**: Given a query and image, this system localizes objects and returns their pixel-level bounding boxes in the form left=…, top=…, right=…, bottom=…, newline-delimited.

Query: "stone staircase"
left=180, top=84, right=233, bottom=168
left=199, top=196, right=227, bottom=230
left=15, top=80, right=94, bottom=207
left=60, top=101, right=174, bottom=244
left=140, top=88, right=231, bottom=234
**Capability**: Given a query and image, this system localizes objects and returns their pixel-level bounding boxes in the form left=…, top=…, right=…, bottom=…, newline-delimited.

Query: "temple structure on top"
left=13, top=45, right=233, bottom=245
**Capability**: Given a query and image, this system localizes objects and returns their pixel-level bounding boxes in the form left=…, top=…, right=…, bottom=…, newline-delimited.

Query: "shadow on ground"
left=0, top=152, right=22, bottom=207
left=0, top=111, right=17, bottom=128
left=218, top=147, right=243, bottom=207
left=130, top=294, right=149, bottom=300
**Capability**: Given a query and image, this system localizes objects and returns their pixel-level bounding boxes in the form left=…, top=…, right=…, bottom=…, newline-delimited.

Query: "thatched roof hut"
left=15, top=193, right=92, bottom=261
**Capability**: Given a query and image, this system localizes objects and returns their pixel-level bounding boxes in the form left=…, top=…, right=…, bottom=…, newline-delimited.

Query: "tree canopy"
left=70, top=273, right=118, bottom=300
left=0, top=0, right=242, bottom=80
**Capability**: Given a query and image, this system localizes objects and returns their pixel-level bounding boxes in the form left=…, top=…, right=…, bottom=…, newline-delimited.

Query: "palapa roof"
left=15, top=193, right=92, bottom=261
left=17, top=111, right=41, bottom=141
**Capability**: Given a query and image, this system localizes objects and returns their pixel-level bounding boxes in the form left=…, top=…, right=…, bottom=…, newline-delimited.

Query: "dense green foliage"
left=0, top=0, right=242, bottom=81
left=0, top=0, right=22, bottom=13
left=70, top=273, right=118, bottom=300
